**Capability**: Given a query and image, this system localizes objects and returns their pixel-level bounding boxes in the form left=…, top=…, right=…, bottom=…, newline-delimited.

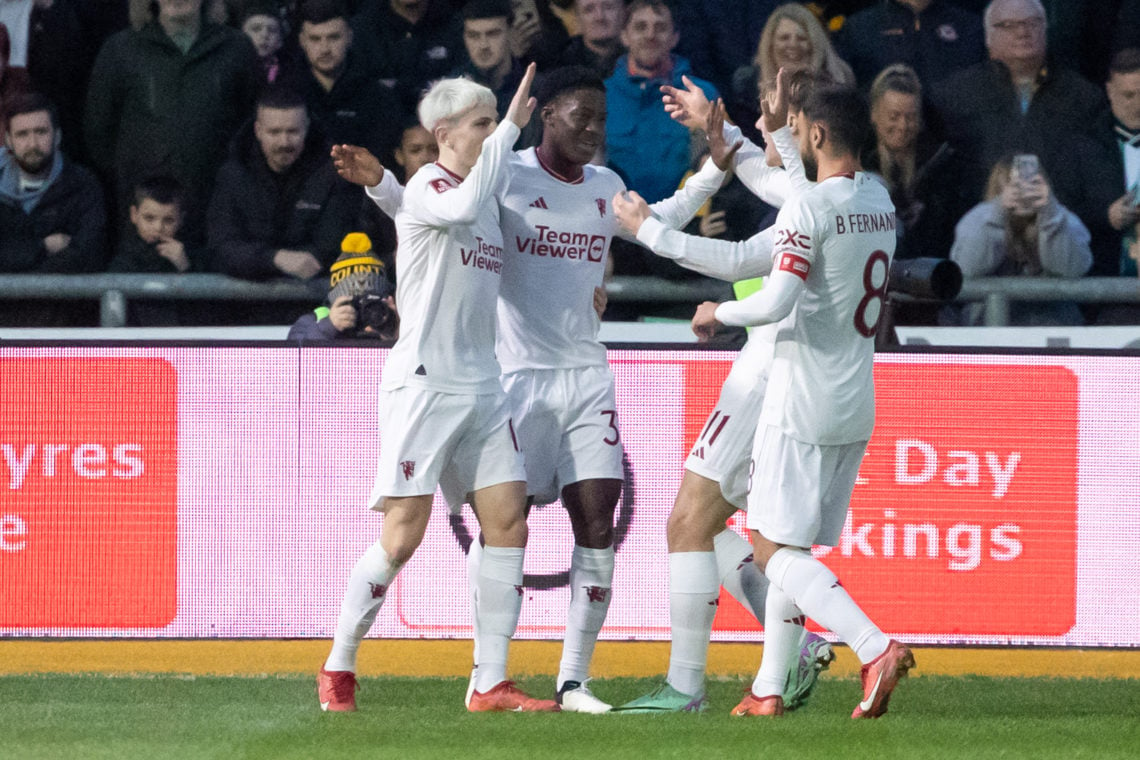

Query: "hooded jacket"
left=0, top=148, right=106, bottom=273
left=206, top=118, right=361, bottom=280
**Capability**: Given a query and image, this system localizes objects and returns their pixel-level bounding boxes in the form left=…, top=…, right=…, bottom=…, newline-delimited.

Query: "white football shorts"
left=501, top=365, right=624, bottom=505
left=369, top=386, right=526, bottom=513
left=745, top=423, right=867, bottom=548
left=684, top=361, right=768, bottom=510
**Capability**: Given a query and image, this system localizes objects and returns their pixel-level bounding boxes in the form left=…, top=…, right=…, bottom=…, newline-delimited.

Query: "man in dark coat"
left=83, top=0, right=259, bottom=246
left=207, top=86, right=360, bottom=283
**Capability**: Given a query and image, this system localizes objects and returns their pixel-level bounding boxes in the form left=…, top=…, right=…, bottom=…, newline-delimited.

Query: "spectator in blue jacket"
left=604, top=0, right=718, bottom=204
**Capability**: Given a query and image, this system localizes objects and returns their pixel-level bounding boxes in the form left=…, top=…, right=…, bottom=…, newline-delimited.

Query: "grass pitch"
left=1, top=673, right=1137, bottom=760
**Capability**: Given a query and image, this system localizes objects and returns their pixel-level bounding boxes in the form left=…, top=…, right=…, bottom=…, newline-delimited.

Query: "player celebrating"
left=331, top=66, right=768, bottom=713
left=317, top=65, right=556, bottom=713
left=611, top=71, right=836, bottom=714
left=690, top=82, right=914, bottom=718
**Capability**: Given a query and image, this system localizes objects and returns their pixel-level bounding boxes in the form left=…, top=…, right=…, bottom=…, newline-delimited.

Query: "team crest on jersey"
left=369, top=583, right=388, bottom=599
left=585, top=585, right=610, bottom=603
left=429, top=178, right=452, bottom=194
left=596, top=198, right=606, bottom=217
left=776, top=228, right=810, bottom=250
left=400, top=460, right=416, bottom=480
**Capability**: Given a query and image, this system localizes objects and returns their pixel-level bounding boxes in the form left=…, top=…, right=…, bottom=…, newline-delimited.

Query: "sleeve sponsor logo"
left=429, top=178, right=453, bottom=194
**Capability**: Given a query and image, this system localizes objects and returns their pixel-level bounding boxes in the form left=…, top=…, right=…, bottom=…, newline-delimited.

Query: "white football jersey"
left=496, top=149, right=626, bottom=371
left=760, top=172, right=896, bottom=445
left=381, top=121, right=518, bottom=394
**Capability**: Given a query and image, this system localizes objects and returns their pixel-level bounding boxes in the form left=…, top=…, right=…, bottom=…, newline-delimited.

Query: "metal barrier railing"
left=0, top=273, right=1135, bottom=328
left=0, top=274, right=734, bottom=328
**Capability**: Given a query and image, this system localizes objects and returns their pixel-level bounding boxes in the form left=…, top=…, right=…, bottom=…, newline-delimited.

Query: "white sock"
left=713, top=528, right=768, bottom=625
left=751, top=584, right=804, bottom=698
left=467, top=537, right=483, bottom=667
left=765, top=547, right=889, bottom=664
left=666, top=552, right=720, bottom=697
left=557, top=544, right=614, bottom=689
left=324, top=541, right=401, bottom=673
left=473, top=545, right=525, bottom=692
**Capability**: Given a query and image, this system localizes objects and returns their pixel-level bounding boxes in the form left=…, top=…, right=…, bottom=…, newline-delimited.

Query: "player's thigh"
left=557, top=365, right=624, bottom=495
left=501, top=369, right=562, bottom=504
left=439, top=387, right=528, bottom=514
left=745, top=424, right=827, bottom=549
left=815, top=440, right=868, bottom=548
left=684, top=371, right=766, bottom=511
left=370, top=387, right=474, bottom=510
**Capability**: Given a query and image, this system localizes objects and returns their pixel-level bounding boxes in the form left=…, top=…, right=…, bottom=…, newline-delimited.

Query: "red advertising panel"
left=0, top=358, right=178, bottom=627
left=706, top=361, right=1079, bottom=637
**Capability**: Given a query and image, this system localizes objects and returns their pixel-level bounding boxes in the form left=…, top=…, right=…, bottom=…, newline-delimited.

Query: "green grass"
left=0, top=674, right=1137, bottom=760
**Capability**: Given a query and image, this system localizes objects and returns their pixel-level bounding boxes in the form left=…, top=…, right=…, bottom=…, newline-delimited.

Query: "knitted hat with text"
left=329, top=232, right=386, bottom=301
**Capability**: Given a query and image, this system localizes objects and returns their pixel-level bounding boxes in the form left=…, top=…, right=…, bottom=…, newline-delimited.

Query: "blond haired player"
left=318, top=65, right=557, bottom=713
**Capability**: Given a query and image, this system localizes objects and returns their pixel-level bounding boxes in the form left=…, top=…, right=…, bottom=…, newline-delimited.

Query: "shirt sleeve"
left=714, top=197, right=817, bottom=326
left=613, top=156, right=726, bottom=242
left=365, top=169, right=405, bottom=219
left=636, top=217, right=775, bottom=281
left=725, top=122, right=794, bottom=207
left=405, top=120, right=519, bottom=226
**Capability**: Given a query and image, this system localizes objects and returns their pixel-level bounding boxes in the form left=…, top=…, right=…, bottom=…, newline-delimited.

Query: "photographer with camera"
left=288, top=232, right=398, bottom=342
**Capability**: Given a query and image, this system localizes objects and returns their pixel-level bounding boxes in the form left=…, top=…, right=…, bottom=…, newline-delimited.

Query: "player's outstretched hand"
left=661, top=75, right=711, bottom=130
left=507, top=62, right=538, bottom=129
left=331, top=144, right=384, bottom=187
left=613, top=189, right=652, bottom=235
left=706, top=98, right=742, bottom=172
left=759, top=67, right=791, bottom=135
left=691, top=301, right=723, bottom=342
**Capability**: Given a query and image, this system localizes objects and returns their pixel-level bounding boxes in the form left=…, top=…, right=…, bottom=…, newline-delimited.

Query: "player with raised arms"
left=329, top=66, right=841, bottom=712
left=689, top=81, right=914, bottom=718
left=610, top=69, right=837, bottom=713
left=317, top=64, right=557, bottom=713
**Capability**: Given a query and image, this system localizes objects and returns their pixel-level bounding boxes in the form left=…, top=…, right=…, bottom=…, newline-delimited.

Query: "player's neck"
left=535, top=144, right=584, bottom=183
left=816, top=154, right=860, bottom=182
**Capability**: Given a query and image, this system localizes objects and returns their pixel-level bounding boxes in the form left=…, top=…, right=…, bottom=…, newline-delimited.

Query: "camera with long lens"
left=888, top=257, right=962, bottom=301
left=351, top=279, right=396, bottom=338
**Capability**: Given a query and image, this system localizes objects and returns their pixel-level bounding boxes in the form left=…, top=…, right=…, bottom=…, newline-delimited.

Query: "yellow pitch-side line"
left=1, top=641, right=1137, bottom=679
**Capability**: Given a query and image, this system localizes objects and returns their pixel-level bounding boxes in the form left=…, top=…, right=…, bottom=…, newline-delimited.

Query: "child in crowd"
left=109, top=175, right=203, bottom=325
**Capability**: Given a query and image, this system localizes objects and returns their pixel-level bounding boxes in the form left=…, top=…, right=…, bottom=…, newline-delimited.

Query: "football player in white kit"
left=611, top=70, right=837, bottom=714
left=317, top=65, right=560, bottom=713
left=690, top=83, right=915, bottom=719
left=331, top=66, right=773, bottom=713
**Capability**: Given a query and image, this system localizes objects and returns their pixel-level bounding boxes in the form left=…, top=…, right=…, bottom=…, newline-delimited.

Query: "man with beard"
left=0, top=93, right=105, bottom=320
left=329, top=65, right=826, bottom=713
left=207, top=86, right=359, bottom=283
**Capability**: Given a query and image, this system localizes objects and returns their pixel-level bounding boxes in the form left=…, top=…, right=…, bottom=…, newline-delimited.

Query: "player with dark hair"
left=689, top=82, right=914, bottom=718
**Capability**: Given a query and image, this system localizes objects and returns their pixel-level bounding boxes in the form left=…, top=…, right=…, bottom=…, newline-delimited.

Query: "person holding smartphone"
left=948, top=153, right=1093, bottom=325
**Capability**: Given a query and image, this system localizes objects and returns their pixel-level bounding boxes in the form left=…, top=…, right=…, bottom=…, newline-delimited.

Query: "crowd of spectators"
left=0, top=0, right=1138, bottom=327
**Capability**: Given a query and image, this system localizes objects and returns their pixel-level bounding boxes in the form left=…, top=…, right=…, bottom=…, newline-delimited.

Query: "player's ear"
left=812, top=122, right=825, bottom=151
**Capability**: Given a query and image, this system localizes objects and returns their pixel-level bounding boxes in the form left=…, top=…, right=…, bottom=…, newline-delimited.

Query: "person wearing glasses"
left=930, top=0, right=1118, bottom=275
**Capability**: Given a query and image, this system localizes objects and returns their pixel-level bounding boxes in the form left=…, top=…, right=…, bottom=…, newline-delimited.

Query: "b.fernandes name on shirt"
left=516, top=225, right=606, bottom=262
left=835, top=212, right=896, bottom=235
left=460, top=237, right=504, bottom=273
